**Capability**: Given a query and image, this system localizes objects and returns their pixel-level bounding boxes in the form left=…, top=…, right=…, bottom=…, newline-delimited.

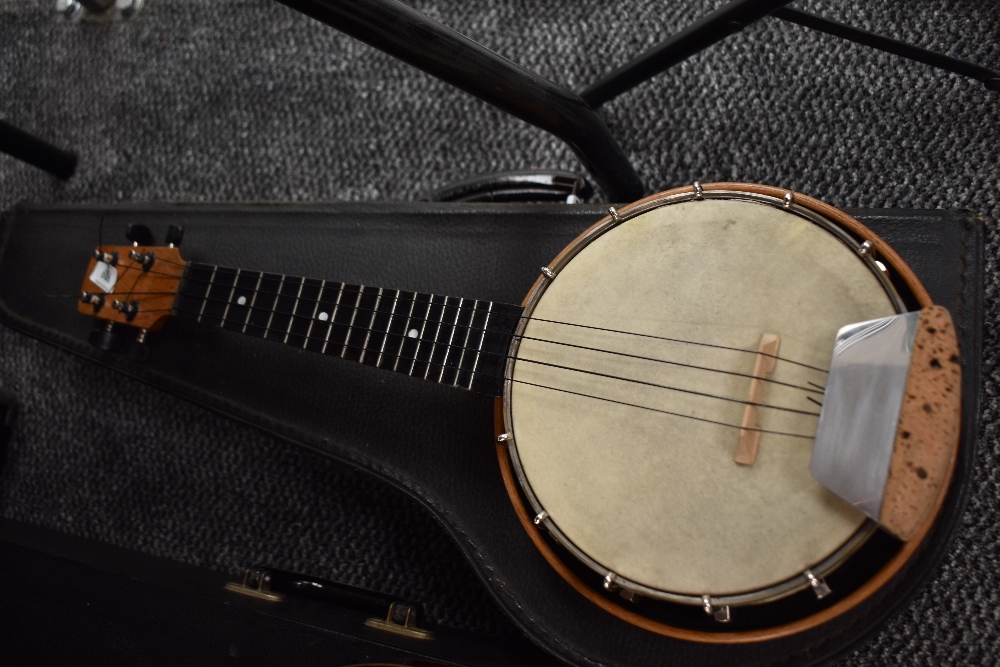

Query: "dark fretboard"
left=173, top=263, right=522, bottom=396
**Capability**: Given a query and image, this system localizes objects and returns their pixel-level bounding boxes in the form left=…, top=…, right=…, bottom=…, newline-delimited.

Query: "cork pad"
left=879, top=306, right=961, bottom=540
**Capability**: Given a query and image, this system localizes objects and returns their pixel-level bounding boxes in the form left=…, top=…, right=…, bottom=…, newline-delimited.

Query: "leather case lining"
left=0, top=202, right=983, bottom=667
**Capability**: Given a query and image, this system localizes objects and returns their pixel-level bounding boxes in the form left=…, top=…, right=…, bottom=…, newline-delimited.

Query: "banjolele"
left=76, top=182, right=961, bottom=643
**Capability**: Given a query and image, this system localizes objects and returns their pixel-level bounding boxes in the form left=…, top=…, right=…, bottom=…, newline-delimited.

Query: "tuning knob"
left=125, top=329, right=150, bottom=363
left=165, top=225, right=184, bottom=248
left=88, top=323, right=123, bottom=352
left=125, top=224, right=155, bottom=247
left=125, top=329, right=149, bottom=364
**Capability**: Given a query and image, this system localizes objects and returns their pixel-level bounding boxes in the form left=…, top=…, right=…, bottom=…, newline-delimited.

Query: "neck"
left=173, top=262, right=522, bottom=395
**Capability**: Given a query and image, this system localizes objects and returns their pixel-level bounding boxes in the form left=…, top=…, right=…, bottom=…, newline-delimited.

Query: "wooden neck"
left=173, top=262, right=522, bottom=396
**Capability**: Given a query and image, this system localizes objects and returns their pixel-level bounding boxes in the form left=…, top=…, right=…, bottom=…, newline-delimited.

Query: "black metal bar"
left=774, top=8, right=1000, bottom=91
left=0, top=120, right=77, bottom=180
left=273, top=0, right=644, bottom=200
left=580, top=0, right=794, bottom=107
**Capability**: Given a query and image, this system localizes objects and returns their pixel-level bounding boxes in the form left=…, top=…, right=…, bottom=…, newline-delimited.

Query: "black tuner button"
left=128, top=248, right=156, bottom=271
left=111, top=299, right=140, bottom=321
left=165, top=225, right=184, bottom=247
left=80, top=291, right=105, bottom=312
left=93, top=249, right=119, bottom=266
left=125, top=224, right=155, bottom=247
left=125, top=330, right=150, bottom=363
left=88, top=324, right=123, bottom=352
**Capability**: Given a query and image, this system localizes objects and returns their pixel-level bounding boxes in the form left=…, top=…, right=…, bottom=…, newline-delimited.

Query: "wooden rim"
left=495, top=182, right=955, bottom=643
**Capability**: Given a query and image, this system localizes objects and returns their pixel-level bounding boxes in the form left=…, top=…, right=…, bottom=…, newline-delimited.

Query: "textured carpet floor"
left=1, top=0, right=998, bottom=664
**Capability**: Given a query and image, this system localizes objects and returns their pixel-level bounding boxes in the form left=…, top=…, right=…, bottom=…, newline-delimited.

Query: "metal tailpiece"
left=811, top=311, right=920, bottom=521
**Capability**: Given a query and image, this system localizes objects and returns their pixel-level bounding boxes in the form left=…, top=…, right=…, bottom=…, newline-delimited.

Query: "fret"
left=467, top=301, right=492, bottom=389
left=240, top=271, right=264, bottom=333
left=246, top=273, right=282, bottom=339
left=303, top=280, right=326, bottom=349
left=222, top=270, right=262, bottom=334
left=422, top=296, right=449, bottom=380
left=266, top=275, right=298, bottom=342
left=263, top=274, right=290, bottom=339
left=402, top=293, right=432, bottom=376
left=358, top=287, right=384, bottom=365
left=408, top=294, right=437, bottom=378
left=174, top=263, right=215, bottom=321
left=363, top=289, right=396, bottom=368
left=392, top=291, right=419, bottom=372
left=340, top=286, right=366, bottom=361
left=452, top=299, right=478, bottom=387
left=196, top=265, right=217, bottom=322
left=286, top=278, right=323, bottom=348
left=320, top=282, right=346, bottom=355
left=220, top=268, right=242, bottom=323
left=451, top=301, right=489, bottom=390
left=469, top=303, right=523, bottom=394
left=376, top=290, right=402, bottom=368
left=436, top=297, right=465, bottom=384
left=199, top=267, right=236, bottom=327
left=282, top=277, right=306, bottom=344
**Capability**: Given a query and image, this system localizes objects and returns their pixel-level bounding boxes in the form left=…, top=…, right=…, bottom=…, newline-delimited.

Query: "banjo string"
left=148, top=264, right=830, bottom=373
left=160, top=300, right=824, bottom=419
left=515, top=355, right=820, bottom=417
left=508, top=378, right=815, bottom=440
left=79, top=286, right=825, bottom=396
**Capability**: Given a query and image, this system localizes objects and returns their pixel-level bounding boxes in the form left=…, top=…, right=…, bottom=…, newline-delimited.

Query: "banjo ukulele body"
left=495, top=182, right=960, bottom=640
left=65, top=182, right=962, bottom=653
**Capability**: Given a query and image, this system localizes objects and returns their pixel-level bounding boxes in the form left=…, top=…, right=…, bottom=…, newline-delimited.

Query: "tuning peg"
left=80, top=291, right=105, bottom=312
left=165, top=225, right=184, bottom=248
left=88, top=322, right=123, bottom=352
left=125, top=329, right=150, bottom=363
left=93, top=249, right=119, bottom=266
left=125, top=224, right=155, bottom=247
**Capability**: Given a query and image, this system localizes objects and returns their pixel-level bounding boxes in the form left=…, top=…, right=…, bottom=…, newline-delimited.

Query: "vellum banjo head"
left=497, top=182, right=957, bottom=639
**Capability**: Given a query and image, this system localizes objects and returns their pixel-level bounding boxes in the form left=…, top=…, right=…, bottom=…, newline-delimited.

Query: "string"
left=78, top=250, right=826, bottom=419
left=516, top=356, right=819, bottom=417
left=509, top=379, right=814, bottom=440
left=166, top=300, right=821, bottom=417
left=106, top=259, right=829, bottom=374
left=82, top=284, right=825, bottom=395
left=186, top=264, right=830, bottom=374
left=80, top=282, right=828, bottom=396
left=163, top=300, right=820, bottom=436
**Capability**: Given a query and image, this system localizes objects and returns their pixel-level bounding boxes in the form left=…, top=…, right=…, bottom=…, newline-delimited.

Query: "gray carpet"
left=1, top=0, right=998, bottom=663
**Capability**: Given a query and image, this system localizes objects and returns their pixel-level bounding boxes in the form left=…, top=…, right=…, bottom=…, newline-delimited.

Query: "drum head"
left=506, top=195, right=897, bottom=601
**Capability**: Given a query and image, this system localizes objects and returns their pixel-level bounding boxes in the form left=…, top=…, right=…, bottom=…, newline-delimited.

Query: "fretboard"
left=173, top=263, right=522, bottom=396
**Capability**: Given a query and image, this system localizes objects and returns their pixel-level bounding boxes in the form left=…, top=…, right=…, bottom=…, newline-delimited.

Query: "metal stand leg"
left=0, top=120, right=78, bottom=180
left=581, top=0, right=794, bottom=107
left=773, top=8, right=1000, bottom=92
left=273, top=0, right=644, bottom=201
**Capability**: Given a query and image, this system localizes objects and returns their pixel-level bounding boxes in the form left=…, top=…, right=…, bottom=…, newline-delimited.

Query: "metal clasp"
left=225, top=566, right=283, bottom=602
left=365, top=601, right=434, bottom=640
left=702, top=595, right=731, bottom=623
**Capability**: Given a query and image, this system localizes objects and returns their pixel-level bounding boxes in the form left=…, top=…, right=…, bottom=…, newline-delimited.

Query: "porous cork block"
left=879, top=306, right=961, bottom=540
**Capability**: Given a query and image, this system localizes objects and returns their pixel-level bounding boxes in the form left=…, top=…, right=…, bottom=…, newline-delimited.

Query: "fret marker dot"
left=407, top=329, right=419, bottom=338
left=236, top=296, right=247, bottom=306
left=318, top=312, right=330, bottom=322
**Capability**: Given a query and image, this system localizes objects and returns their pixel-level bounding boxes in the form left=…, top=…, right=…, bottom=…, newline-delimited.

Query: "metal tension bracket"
left=365, top=601, right=434, bottom=640
left=224, top=567, right=284, bottom=602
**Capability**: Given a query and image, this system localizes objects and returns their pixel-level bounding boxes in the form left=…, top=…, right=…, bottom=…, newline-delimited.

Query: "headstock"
left=78, top=224, right=187, bottom=359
